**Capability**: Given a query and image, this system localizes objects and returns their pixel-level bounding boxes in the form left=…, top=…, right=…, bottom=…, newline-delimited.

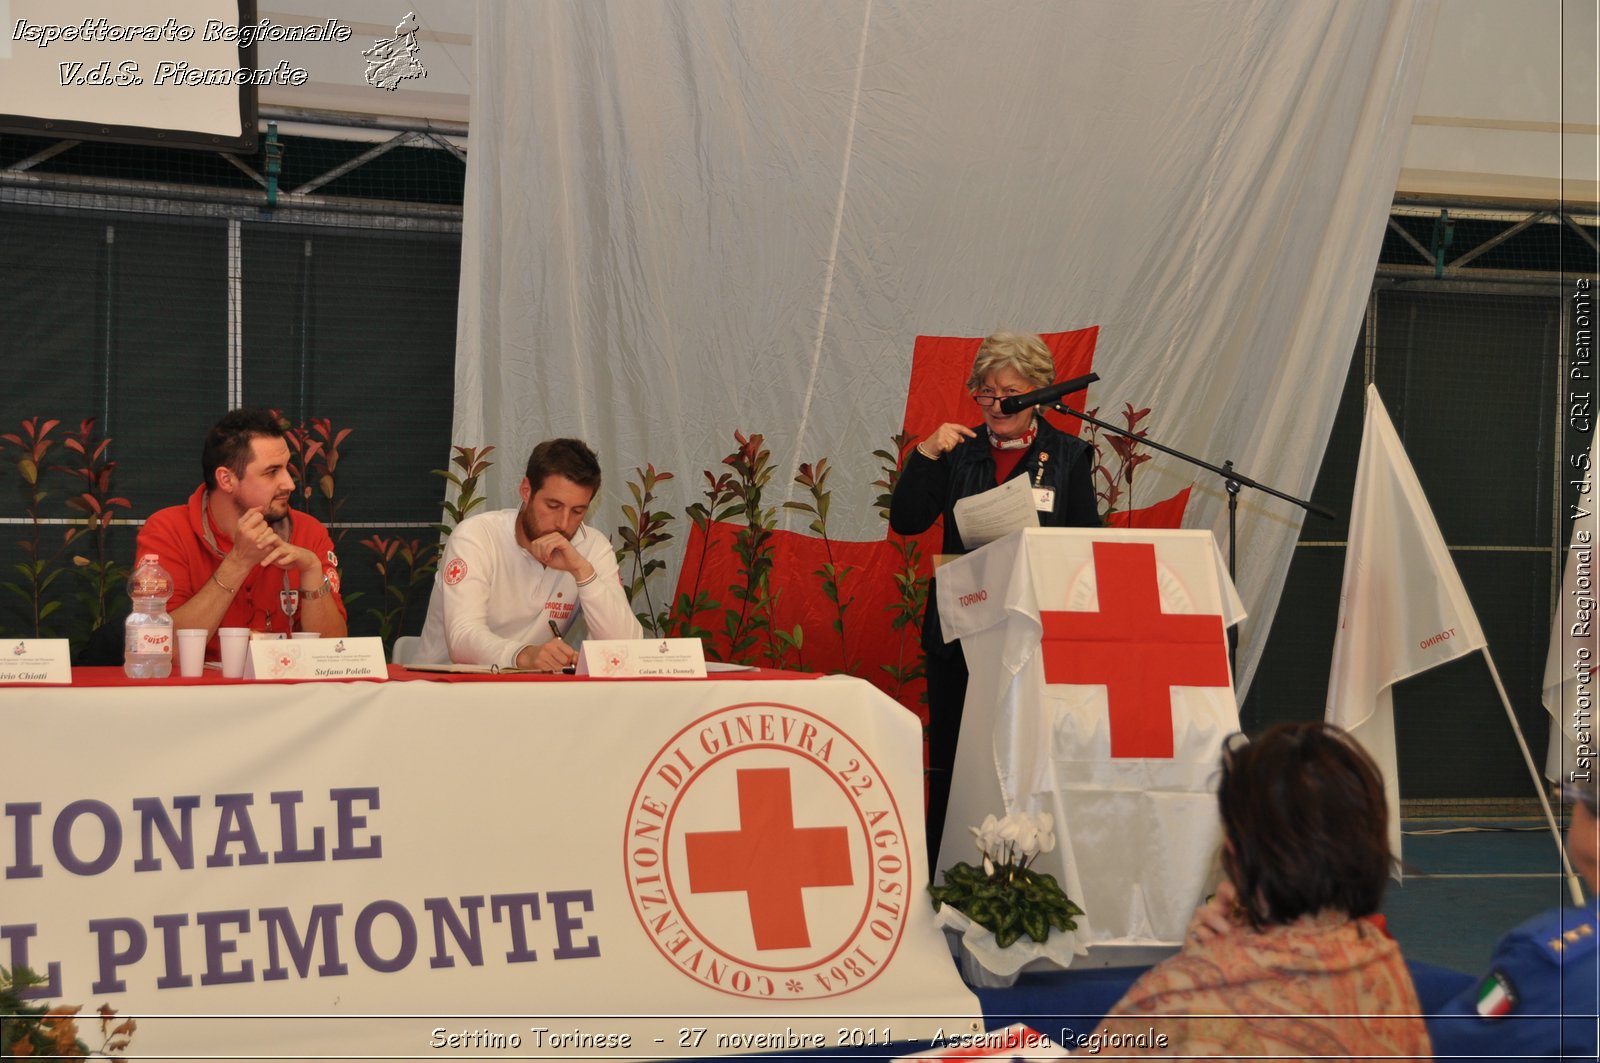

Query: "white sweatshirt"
left=415, top=509, right=642, bottom=667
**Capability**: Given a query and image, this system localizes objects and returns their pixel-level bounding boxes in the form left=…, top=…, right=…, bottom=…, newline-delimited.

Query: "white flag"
left=1326, top=385, right=1487, bottom=864
left=1544, top=432, right=1599, bottom=782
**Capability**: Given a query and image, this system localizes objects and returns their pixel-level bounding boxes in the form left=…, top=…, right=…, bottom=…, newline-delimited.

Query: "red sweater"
left=136, top=485, right=347, bottom=658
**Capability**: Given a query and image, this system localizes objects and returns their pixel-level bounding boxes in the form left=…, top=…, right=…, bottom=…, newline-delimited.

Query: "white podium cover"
left=936, top=529, right=1245, bottom=947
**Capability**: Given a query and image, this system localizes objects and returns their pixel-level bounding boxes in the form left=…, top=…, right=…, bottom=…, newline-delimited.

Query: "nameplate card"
left=576, top=638, right=707, bottom=678
left=246, top=637, right=388, bottom=681
left=240, top=631, right=285, bottom=680
left=0, top=639, right=71, bottom=684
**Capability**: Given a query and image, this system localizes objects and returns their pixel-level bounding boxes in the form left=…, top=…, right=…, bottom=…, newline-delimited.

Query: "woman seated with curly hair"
left=1093, top=721, right=1430, bottom=1060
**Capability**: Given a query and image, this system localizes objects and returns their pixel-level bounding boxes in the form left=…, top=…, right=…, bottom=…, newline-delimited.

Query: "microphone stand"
left=1046, top=400, right=1336, bottom=689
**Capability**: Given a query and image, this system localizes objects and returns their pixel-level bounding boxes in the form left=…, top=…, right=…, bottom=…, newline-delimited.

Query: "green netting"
left=1382, top=206, right=1597, bottom=277
left=1245, top=205, right=1598, bottom=801
left=0, top=127, right=465, bottom=206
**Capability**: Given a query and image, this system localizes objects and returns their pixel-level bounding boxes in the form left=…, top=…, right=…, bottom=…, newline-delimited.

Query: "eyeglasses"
left=973, top=389, right=1027, bottom=408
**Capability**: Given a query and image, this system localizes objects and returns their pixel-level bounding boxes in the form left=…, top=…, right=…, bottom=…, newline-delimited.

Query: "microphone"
left=996, top=372, right=1100, bottom=414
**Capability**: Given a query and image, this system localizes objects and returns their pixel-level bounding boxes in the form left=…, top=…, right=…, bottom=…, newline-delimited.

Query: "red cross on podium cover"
left=1041, top=540, right=1231, bottom=759
left=684, top=767, right=854, bottom=950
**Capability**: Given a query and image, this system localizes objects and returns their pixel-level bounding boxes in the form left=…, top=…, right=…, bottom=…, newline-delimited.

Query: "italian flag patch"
left=1475, top=970, right=1517, bottom=1019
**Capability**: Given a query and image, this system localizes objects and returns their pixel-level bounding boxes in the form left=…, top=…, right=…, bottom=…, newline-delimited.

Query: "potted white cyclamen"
left=928, top=811, right=1085, bottom=988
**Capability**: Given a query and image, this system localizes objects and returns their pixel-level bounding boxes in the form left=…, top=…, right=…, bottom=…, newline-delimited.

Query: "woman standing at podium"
left=889, top=331, right=1098, bottom=873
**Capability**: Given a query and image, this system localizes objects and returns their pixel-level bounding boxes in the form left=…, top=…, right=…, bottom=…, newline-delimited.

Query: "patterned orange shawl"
left=1096, top=911, right=1431, bottom=1061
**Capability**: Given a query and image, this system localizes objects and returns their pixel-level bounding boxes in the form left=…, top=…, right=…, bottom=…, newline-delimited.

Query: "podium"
left=935, top=528, right=1245, bottom=950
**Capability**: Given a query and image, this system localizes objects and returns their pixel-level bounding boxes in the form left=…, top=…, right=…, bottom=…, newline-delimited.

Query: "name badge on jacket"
left=1032, top=452, right=1053, bottom=512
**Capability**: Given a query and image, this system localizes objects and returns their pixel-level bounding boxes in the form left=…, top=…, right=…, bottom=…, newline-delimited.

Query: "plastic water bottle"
left=124, top=554, right=174, bottom=678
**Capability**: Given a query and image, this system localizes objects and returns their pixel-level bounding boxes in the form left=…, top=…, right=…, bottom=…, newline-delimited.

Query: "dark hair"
left=1217, top=721, right=1391, bottom=928
left=202, top=408, right=287, bottom=490
left=524, top=438, right=602, bottom=495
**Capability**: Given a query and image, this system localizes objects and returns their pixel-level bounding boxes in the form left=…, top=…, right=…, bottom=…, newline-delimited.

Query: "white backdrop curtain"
left=455, top=0, right=1437, bottom=692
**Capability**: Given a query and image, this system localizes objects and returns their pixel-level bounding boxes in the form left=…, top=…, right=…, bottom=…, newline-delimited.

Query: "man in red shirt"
left=136, top=409, right=347, bottom=658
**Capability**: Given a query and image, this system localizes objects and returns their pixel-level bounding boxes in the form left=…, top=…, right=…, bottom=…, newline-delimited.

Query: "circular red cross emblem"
left=444, top=558, right=468, bottom=585
left=623, top=702, right=911, bottom=1000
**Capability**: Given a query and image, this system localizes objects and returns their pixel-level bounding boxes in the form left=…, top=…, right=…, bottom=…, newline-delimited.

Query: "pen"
left=549, top=620, right=577, bottom=675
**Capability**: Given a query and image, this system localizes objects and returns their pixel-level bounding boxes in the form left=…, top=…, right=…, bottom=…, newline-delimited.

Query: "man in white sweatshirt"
left=416, top=438, right=642, bottom=669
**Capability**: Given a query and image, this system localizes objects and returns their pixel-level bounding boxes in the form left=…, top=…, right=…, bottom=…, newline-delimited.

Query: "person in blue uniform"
left=1428, top=774, right=1600, bottom=1059
left=889, top=331, right=1099, bottom=873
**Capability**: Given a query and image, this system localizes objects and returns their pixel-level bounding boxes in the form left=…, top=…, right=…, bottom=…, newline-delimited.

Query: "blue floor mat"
left=1384, top=817, right=1581, bottom=974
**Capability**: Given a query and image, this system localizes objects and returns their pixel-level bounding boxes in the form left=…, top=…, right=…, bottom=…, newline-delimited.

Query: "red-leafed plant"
left=721, top=431, right=783, bottom=666
left=0, top=966, right=136, bottom=1057
left=278, top=414, right=354, bottom=548
left=616, top=464, right=675, bottom=638
left=435, top=444, right=495, bottom=531
left=1, top=417, right=81, bottom=637
left=58, top=418, right=134, bottom=635
left=1083, top=402, right=1153, bottom=520
left=786, top=457, right=856, bottom=674
left=668, top=468, right=736, bottom=643
left=359, top=534, right=439, bottom=647
left=357, top=445, right=494, bottom=652
left=873, top=430, right=929, bottom=703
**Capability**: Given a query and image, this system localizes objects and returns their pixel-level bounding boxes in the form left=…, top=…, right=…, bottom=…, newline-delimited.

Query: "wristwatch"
left=299, top=574, right=334, bottom=600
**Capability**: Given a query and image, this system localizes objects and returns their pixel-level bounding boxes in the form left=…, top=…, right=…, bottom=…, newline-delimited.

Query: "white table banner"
left=1, top=673, right=979, bottom=1057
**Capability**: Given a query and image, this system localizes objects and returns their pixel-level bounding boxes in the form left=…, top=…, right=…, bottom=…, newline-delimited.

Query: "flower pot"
left=933, top=904, right=1083, bottom=990
left=958, top=939, right=1022, bottom=989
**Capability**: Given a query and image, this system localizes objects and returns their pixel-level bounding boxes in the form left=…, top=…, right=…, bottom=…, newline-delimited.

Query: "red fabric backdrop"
left=668, top=328, right=1189, bottom=717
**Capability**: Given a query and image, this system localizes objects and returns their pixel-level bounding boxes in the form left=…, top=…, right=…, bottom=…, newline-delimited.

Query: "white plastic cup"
left=290, top=632, right=321, bottom=640
left=176, top=629, right=208, bottom=678
left=218, top=627, right=251, bottom=679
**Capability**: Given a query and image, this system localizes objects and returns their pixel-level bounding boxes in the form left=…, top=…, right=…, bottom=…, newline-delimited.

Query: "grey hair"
left=966, top=331, right=1056, bottom=391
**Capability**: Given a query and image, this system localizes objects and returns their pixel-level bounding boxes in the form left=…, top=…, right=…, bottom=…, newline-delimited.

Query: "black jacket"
left=889, top=419, right=1100, bottom=654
